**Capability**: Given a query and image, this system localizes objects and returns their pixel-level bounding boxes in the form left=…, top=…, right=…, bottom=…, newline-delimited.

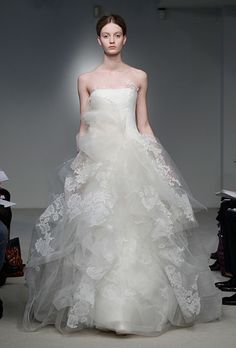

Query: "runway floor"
left=0, top=208, right=235, bottom=348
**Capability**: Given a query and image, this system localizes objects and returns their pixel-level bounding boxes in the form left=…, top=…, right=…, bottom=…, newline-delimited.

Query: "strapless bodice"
left=80, top=86, right=141, bottom=145
left=88, top=86, right=138, bottom=115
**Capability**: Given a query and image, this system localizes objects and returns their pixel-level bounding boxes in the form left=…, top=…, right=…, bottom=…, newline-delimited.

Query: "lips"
left=109, top=46, right=116, bottom=48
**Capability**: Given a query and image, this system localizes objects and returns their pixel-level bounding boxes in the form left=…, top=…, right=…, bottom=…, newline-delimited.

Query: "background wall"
left=223, top=7, right=236, bottom=190
left=0, top=0, right=235, bottom=208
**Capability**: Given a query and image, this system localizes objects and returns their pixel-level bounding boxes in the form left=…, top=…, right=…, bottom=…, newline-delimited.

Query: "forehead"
left=101, top=22, right=123, bottom=34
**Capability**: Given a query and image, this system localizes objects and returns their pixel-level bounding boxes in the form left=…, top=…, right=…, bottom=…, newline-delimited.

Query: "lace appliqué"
left=138, top=184, right=160, bottom=211
left=138, top=135, right=196, bottom=226
left=35, top=234, right=54, bottom=257
left=141, top=134, right=182, bottom=188
left=67, top=279, right=95, bottom=328
left=125, top=80, right=140, bottom=92
left=159, top=246, right=185, bottom=266
left=67, top=301, right=90, bottom=328
left=177, top=191, right=195, bottom=222
left=86, top=265, right=110, bottom=280
left=63, top=153, right=115, bottom=226
left=67, top=190, right=114, bottom=226
left=151, top=216, right=174, bottom=242
left=35, top=193, right=64, bottom=256
left=165, top=265, right=200, bottom=318
left=95, top=166, right=114, bottom=190
left=67, top=155, right=102, bottom=191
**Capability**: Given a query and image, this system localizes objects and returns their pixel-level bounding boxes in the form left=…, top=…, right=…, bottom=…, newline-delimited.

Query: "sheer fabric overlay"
left=23, top=81, right=221, bottom=335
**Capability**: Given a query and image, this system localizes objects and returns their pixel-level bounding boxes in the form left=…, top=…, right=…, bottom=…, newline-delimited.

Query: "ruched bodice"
left=85, top=86, right=140, bottom=138
left=89, top=86, right=138, bottom=110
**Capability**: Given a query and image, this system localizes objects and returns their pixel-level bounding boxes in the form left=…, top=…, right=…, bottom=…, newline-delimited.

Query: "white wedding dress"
left=23, top=82, right=222, bottom=336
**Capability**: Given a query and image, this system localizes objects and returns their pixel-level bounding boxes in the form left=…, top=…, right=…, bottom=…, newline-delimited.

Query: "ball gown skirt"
left=23, top=83, right=222, bottom=336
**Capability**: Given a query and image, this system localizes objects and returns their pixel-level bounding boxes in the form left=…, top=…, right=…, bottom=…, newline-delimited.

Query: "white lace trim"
left=165, top=265, right=201, bottom=318
left=35, top=194, right=64, bottom=256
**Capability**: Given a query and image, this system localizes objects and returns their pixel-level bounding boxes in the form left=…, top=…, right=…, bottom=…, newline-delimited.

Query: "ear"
left=123, top=35, right=127, bottom=45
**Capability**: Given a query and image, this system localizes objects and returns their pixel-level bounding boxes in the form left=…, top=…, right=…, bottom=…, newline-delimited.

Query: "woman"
left=23, top=14, right=222, bottom=336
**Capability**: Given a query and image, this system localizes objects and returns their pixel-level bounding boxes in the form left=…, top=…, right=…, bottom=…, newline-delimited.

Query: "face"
left=97, top=22, right=126, bottom=55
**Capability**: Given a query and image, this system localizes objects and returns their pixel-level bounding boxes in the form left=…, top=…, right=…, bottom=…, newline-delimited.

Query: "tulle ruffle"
left=23, top=90, right=222, bottom=335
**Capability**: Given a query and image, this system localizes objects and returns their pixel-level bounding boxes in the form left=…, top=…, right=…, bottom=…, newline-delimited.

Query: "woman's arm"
left=77, top=73, right=90, bottom=136
left=136, top=71, right=156, bottom=137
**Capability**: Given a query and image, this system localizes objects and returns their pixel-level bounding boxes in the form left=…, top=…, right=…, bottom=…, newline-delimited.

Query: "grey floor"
left=0, top=208, right=235, bottom=348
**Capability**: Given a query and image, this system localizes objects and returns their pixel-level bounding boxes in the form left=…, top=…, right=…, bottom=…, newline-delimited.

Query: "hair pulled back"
left=96, top=14, right=127, bottom=37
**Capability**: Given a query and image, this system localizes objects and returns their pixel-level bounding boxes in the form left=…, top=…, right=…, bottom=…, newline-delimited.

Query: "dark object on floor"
left=216, top=199, right=236, bottom=277
left=209, top=260, right=232, bottom=277
left=0, top=298, right=3, bottom=319
left=222, top=271, right=233, bottom=278
left=0, top=266, right=6, bottom=286
left=210, top=260, right=220, bottom=271
left=222, top=293, right=236, bottom=305
left=0, top=187, right=12, bottom=235
left=210, top=251, right=218, bottom=260
left=215, top=277, right=236, bottom=292
left=5, top=237, right=24, bottom=277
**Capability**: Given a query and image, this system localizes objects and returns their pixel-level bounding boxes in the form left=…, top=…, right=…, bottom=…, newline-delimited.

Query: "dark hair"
left=96, top=14, right=127, bottom=37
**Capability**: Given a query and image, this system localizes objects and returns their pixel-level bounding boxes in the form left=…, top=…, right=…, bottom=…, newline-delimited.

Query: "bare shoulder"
left=77, top=72, right=87, bottom=91
left=77, top=71, right=91, bottom=87
left=78, top=68, right=105, bottom=94
left=133, top=68, right=147, bottom=83
left=77, top=70, right=96, bottom=94
left=126, top=65, right=146, bottom=76
left=126, top=66, right=147, bottom=91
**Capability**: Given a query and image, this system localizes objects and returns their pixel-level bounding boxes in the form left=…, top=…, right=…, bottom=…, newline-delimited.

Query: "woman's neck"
left=100, top=54, right=127, bottom=72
